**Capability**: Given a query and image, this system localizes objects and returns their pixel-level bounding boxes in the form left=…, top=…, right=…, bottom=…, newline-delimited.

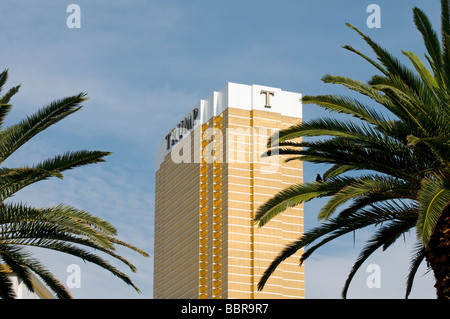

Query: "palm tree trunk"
left=425, top=205, right=450, bottom=299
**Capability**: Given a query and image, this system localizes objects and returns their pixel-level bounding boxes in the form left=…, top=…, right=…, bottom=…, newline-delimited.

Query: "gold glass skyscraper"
left=154, top=83, right=304, bottom=299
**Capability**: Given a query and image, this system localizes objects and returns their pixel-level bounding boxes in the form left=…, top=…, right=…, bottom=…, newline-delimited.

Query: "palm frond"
left=0, top=167, right=64, bottom=202
left=0, top=203, right=118, bottom=248
left=417, top=173, right=450, bottom=245
left=369, top=75, right=435, bottom=135
left=257, top=203, right=416, bottom=291
left=0, top=93, right=87, bottom=164
left=402, top=50, right=438, bottom=90
left=405, top=242, right=427, bottom=299
left=0, top=245, right=35, bottom=293
left=323, top=164, right=357, bottom=181
left=0, top=85, right=20, bottom=106
left=270, top=117, right=386, bottom=147
left=18, top=240, right=141, bottom=292
left=34, top=150, right=112, bottom=172
left=320, top=74, right=391, bottom=108
left=412, top=7, right=442, bottom=80
left=301, top=201, right=417, bottom=264
left=254, top=177, right=356, bottom=227
left=0, top=69, right=20, bottom=130
left=440, top=0, right=450, bottom=89
left=341, top=44, right=387, bottom=75
left=341, top=217, right=417, bottom=298
left=0, top=265, right=16, bottom=299
left=318, top=175, right=416, bottom=220
left=407, top=134, right=450, bottom=170
left=301, top=95, right=383, bottom=126
left=346, top=23, right=424, bottom=94
left=0, top=245, right=71, bottom=298
left=0, top=151, right=111, bottom=201
left=292, top=138, right=418, bottom=180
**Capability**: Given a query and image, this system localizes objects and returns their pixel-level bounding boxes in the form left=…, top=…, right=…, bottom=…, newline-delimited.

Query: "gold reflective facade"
left=154, top=90, right=304, bottom=299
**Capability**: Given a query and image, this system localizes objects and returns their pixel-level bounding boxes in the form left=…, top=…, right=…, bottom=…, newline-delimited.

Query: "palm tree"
left=0, top=69, right=149, bottom=298
left=255, top=0, right=450, bottom=299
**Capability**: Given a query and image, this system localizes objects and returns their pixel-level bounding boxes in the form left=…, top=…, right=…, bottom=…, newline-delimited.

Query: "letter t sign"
left=260, top=90, right=274, bottom=108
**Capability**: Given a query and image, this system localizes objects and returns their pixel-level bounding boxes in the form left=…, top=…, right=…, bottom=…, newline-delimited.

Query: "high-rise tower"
left=154, top=83, right=304, bottom=299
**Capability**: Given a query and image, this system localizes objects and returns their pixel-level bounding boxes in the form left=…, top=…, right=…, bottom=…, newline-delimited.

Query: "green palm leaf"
left=301, top=95, right=382, bottom=125
left=0, top=93, right=87, bottom=164
left=417, top=174, right=450, bottom=245
left=412, top=7, right=442, bottom=79
left=318, top=176, right=416, bottom=220
left=341, top=217, right=417, bottom=298
left=0, top=245, right=71, bottom=298
left=402, top=50, right=438, bottom=90
left=255, top=177, right=355, bottom=227
left=257, top=202, right=417, bottom=291
left=405, top=243, right=427, bottom=299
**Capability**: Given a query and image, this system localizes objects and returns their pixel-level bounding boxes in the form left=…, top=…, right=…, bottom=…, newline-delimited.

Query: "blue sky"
left=0, top=0, right=442, bottom=298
